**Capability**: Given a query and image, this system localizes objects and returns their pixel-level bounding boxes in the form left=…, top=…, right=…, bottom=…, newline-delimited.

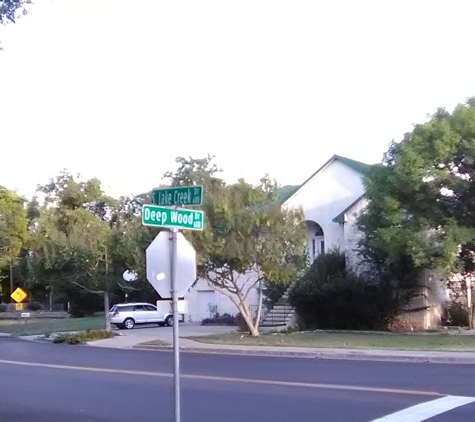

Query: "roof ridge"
left=281, top=154, right=374, bottom=204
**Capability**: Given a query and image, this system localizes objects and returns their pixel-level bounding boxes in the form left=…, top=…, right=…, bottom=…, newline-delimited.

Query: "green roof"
left=279, top=154, right=375, bottom=205
left=333, top=155, right=373, bottom=175
left=275, top=185, right=300, bottom=204
left=332, top=194, right=365, bottom=223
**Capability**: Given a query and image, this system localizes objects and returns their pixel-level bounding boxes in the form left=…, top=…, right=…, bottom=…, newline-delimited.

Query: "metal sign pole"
left=170, top=227, right=180, bottom=422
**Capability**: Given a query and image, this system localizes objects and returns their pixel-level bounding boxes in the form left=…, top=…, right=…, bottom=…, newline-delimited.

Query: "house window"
left=321, top=240, right=325, bottom=254
left=312, top=239, right=316, bottom=258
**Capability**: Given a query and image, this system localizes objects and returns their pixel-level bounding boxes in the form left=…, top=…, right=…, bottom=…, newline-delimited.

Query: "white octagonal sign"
left=146, top=231, right=197, bottom=298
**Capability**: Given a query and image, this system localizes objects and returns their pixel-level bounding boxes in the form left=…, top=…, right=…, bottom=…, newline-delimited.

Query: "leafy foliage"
left=1, top=157, right=306, bottom=337
left=0, top=0, right=29, bottom=25
left=357, top=97, right=475, bottom=327
left=164, top=156, right=307, bottom=336
left=0, top=186, right=27, bottom=268
left=290, top=250, right=417, bottom=330
left=53, top=329, right=114, bottom=345
left=201, top=312, right=236, bottom=326
left=27, top=173, right=124, bottom=328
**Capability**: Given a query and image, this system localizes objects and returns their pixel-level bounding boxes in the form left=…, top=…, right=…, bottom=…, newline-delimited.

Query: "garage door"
left=198, top=291, right=217, bottom=320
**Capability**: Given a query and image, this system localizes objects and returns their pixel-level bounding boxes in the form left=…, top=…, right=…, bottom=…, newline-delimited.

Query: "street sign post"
left=142, top=204, right=204, bottom=231
left=152, top=185, right=203, bottom=207
left=143, top=185, right=204, bottom=422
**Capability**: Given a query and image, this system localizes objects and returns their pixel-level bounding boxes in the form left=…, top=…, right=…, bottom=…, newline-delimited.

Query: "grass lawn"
left=137, top=339, right=170, bottom=347
left=0, top=316, right=105, bottom=336
left=187, top=331, right=475, bottom=351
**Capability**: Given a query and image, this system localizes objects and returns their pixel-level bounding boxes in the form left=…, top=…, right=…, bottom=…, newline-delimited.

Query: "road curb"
left=131, top=344, right=475, bottom=364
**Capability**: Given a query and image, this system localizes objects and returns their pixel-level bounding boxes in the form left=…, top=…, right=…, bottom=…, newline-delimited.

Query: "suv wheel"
left=165, top=316, right=174, bottom=327
left=124, top=318, right=135, bottom=329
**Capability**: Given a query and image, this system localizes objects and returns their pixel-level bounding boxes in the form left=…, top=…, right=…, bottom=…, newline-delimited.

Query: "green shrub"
left=444, top=301, right=469, bottom=327
left=290, top=250, right=392, bottom=331
left=27, top=301, right=43, bottom=311
left=66, top=288, right=105, bottom=317
left=201, top=313, right=236, bottom=326
left=53, top=330, right=114, bottom=345
left=0, top=304, right=6, bottom=313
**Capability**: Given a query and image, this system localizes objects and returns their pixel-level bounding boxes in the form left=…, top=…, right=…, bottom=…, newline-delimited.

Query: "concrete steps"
left=260, top=283, right=296, bottom=327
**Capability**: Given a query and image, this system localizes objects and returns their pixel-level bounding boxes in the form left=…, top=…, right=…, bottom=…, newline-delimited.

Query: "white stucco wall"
left=343, top=198, right=368, bottom=272
left=285, top=159, right=366, bottom=254
left=185, top=273, right=260, bottom=322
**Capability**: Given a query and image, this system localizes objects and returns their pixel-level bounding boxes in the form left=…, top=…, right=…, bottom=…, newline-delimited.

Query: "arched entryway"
left=306, top=221, right=325, bottom=262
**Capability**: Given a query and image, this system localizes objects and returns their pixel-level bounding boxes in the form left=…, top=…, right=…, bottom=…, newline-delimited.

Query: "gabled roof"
left=334, top=155, right=373, bottom=175
left=332, top=194, right=365, bottom=224
left=253, top=185, right=300, bottom=211
left=276, top=185, right=300, bottom=204
left=283, top=154, right=375, bottom=205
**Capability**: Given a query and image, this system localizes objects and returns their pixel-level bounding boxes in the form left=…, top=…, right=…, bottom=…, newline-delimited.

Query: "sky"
left=1, top=0, right=475, bottom=199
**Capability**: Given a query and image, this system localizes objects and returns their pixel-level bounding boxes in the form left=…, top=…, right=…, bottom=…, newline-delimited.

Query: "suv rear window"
left=116, top=305, right=134, bottom=312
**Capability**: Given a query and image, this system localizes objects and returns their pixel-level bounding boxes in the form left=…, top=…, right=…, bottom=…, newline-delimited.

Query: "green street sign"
left=152, top=185, right=203, bottom=207
left=142, top=204, right=204, bottom=231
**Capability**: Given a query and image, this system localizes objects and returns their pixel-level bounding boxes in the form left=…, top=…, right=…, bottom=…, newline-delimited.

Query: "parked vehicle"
left=109, top=302, right=177, bottom=329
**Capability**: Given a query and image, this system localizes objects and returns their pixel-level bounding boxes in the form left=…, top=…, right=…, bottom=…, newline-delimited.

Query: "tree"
left=0, top=186, right=27, bottom=266
left=164, top=156, right=307, bottom=336
left=108, top=193, right=160, bottom=303
left=0, top=186, right=27, bottom=299
left=358, top=96, right=475, bottom=327
left=0, top=0, right=29, bottom=25
left=28, top=172, right=118, bottom=330
left=0, top=0, right=31, bottom=50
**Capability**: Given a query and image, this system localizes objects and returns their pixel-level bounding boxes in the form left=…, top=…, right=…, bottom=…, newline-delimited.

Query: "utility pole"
left=9, top=260, right=13, bottom=303
left=171, top=227, right=180, bottom=422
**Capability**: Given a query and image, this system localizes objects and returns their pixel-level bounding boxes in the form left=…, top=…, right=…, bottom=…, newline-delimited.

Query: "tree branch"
left=71, top=280, right=104, bottom=295
left=243, top=278, right=263, bottom=303
left=205, top=277, right=240, bottom=308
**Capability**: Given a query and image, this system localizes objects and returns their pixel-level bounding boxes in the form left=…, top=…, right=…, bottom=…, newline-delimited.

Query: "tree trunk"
left=9, top=261, right=13, bottom=303
left=48, top=287, right=53, bottom=312
left=466, top=281, right=473, bottom=330
left=255, top=280, right=264, bottom=330
left=103, top=245, right=111, bottom=332
left=104, top=291, right=112, bottom=332
left=239, top=303, right=260, bottom=337
left=470, top=288, right=474, bottom=331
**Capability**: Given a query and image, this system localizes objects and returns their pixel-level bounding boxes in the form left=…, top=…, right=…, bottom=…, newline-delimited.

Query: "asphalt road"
left=1, top=337, right=475, bottom=422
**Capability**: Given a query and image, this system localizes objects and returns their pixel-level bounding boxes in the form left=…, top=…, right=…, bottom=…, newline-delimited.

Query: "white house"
left=185, top=154, right=446, bottom=328
left=282, top=154, right=370, bottom=267
left=185, top=154, right=372, bottom=322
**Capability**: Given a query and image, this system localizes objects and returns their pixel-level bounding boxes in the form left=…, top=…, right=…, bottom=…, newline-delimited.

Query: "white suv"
left=109, top=302, right=174, bottom=330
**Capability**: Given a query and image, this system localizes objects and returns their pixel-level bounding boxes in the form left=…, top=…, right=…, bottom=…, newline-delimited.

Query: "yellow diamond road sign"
left=11, top=287, right=27, bottom=303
